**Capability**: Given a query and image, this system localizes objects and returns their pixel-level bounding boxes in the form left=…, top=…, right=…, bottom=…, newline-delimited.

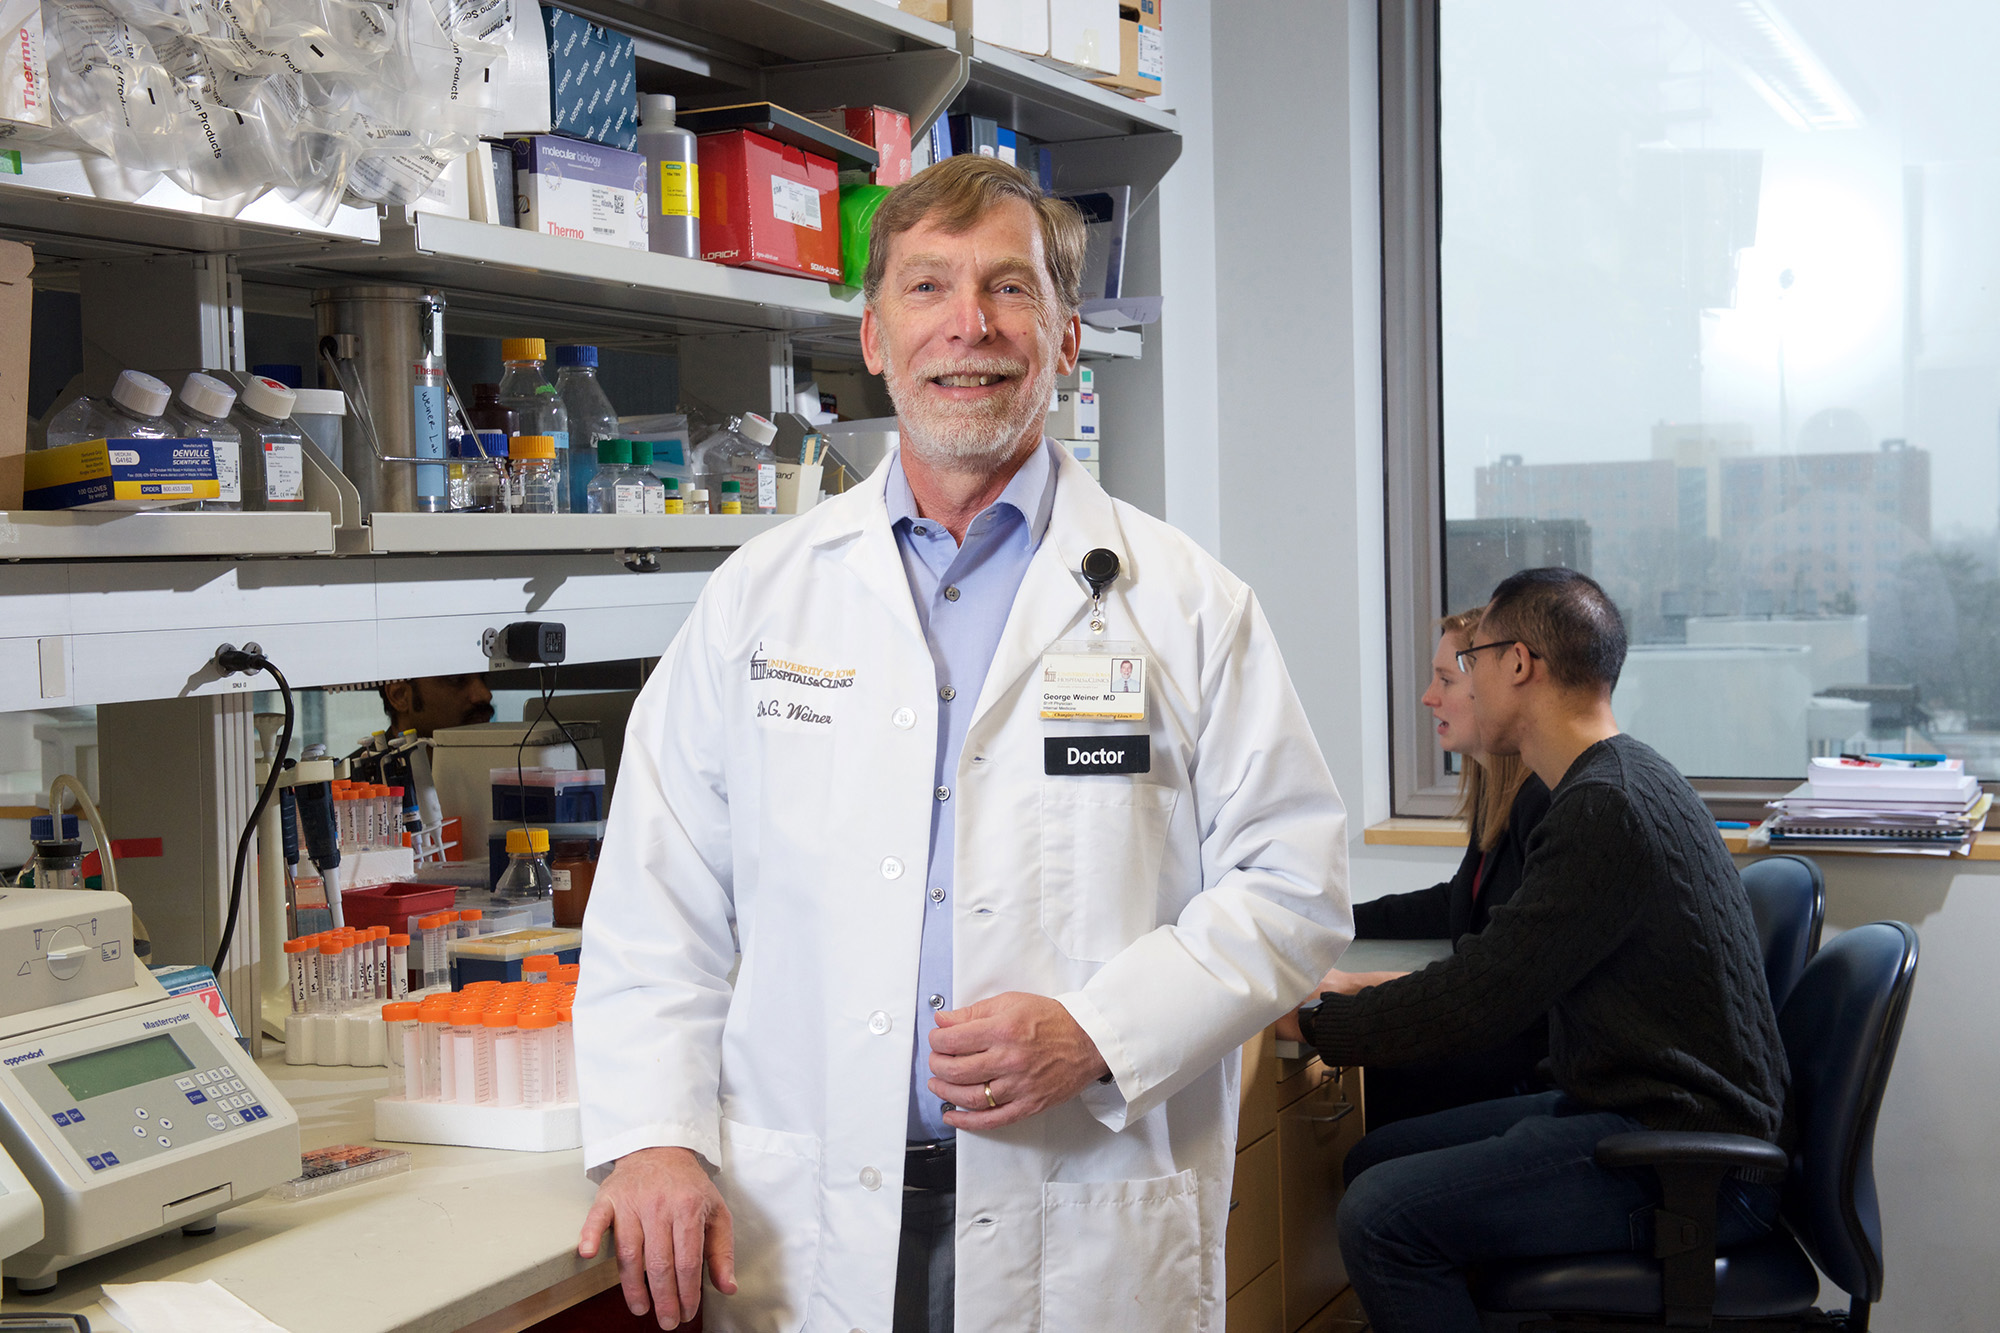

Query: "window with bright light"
left=1439, top=0, right=2000, bottom=779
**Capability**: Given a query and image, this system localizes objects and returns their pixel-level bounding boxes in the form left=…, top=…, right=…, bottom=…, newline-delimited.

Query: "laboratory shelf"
left=959, top=38, right=1178, bottom=142
left=242, top=213, right=864, bottom=339
left=0, top=510, right=338, bottom=561
left=0, top=157, right=380, bottom=262
left=1080, top=326, right=1144, bottom=359
left=361, top=510, right=792, bottom=554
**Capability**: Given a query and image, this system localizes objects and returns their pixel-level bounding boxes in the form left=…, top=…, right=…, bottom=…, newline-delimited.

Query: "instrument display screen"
left=47, top=1034, right=194, bottom=1103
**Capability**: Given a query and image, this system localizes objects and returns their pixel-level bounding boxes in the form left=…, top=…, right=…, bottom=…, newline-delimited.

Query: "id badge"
left=1039, top=640, right=1147, bottom=721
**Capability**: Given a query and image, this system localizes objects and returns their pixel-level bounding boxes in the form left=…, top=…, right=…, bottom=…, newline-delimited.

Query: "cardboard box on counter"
left=542, top=5, right=637, bottom=151
left=697, top=129, right=841, bottom=281
left=512, top=135, right=648, bottom=249
left=1041, top=0, right=1119, bottom=77
left=26, top=438, right=219, bottom=511
left=1091, top=17, right=1163, bottom=98
left=0, top=240, right=28, bottom=509
left=951, top=0, right=1048, bottom=56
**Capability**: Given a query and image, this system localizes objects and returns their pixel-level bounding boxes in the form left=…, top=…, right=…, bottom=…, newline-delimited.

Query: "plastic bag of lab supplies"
left=42, top=0, right=190, bottom=174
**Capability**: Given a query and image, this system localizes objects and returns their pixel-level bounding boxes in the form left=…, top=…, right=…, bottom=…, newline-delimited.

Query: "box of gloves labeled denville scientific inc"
left=25, top=437, right=219, bottom=510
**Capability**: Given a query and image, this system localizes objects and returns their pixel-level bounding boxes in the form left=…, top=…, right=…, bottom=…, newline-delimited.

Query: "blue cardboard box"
left=542, top=6, right=637, bottom=152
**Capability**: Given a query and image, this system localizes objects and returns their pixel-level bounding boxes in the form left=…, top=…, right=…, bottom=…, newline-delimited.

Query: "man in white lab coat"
left=575, top=154, right=1352, bottom=1333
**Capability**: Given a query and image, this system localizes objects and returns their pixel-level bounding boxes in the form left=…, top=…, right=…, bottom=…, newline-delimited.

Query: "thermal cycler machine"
left=0, top=888, right=299, bottom=1290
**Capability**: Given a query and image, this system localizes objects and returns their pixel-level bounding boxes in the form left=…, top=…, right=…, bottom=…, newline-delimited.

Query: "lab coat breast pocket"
left=1040, top=781, right=1179, bottom=963
left=1040, top=1169, right=1203, bottom=1333
left=711, top=1118, right=822, bottom=1332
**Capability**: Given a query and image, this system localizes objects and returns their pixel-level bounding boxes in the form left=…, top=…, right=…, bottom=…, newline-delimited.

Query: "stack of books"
left=1766, top=756, right=1990, bottom=856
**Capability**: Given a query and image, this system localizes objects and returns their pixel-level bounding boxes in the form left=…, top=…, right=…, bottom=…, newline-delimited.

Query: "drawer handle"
left=1229, top=1198, right=1242, bottom=1212
left=1306, top=1102, right=1355, bottom=1125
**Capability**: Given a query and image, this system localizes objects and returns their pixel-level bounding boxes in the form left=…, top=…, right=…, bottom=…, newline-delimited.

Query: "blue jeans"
left=894, top=1186, right=954, bottom=1333
left=1338, top=1091, right=1781, bottom=1333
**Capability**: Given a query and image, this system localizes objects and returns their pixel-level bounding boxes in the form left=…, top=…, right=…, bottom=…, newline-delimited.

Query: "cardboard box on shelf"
left=1046, top=388, right=1098, bottom=441
left=511, top=135, right=648, bottom=250
left=1090, top=18, right=1164, bottom=98
left=25, top=438, right=220, bottom=511
left=1, top=8, right=51, bottom=141
left=0, top=239, right=28, bottom=509
left=542, top=5, right=638, bottom=151
left=951, top=0, right=1049, bottom=57
left=697, top=129, right=842, bottom=281
left=1041, top=0, right=1120, bottom=77
left=1124, top=0, right=1163, bottom=26
left=901, top=0, right=949, bottom=20
left=805, top=106, right=913, bottom=185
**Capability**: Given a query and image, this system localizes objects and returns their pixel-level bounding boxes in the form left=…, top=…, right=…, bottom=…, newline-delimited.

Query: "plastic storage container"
left=43, top=370, right=174, bottom=450
left=497, top=340, right=571, bottom=511
left=449, top=926, right=583, bottom=985
left=491, top=768, right=606, bottom=822
left=291, top=388, right=347, bottom=469
left=232, top=377, right=307, bottom=511
left=339, top=881, right=460, bottom=935
left=638, top=94, right=700, bottom=259
left=554, top=346, right=619, bottom=515
left=163, top=373, right=242, bottom=511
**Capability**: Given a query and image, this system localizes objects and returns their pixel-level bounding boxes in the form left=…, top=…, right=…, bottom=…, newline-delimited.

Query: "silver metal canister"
left=312, top=286, right=452, bottom=516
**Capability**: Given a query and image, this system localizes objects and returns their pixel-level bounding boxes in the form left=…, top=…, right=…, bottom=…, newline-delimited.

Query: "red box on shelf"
left=340, top=881, right=458, bottom=935
left=697, top=129, right=842, bottom=281
left=810, top=106, right=913, bottom=185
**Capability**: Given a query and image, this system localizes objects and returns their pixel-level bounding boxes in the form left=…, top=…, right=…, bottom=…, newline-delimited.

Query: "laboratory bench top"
left=3, top=1050, right=609, bottom=1333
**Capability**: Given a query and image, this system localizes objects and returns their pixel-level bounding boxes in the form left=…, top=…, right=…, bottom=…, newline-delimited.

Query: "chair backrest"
left=1776, top=921, right=1919, bottom=1305
left=1741, top=854, right=1826, bottom=1011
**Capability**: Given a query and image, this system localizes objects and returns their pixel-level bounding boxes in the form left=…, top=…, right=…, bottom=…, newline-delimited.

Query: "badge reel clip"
left=1040, top=548, right=1151, bottom=774
left=1082, top=547, right=1120, bottom=637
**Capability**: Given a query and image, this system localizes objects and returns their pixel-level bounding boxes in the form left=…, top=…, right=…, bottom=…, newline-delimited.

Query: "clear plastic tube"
left=389, top=934, right=410, bottom=999
left=451, top=1009, right=484, bottom=1105
left=317, top=942, right=342, bottom=1012
left=385, top=1004, right=423, bottom=1101
left=286, top=940, right=309, bottom=1015
left=471, top=1015, right=497, bottom=1106
left=423, top=1008, right=450, bottom=1102
left=372, top=927, right=390, bottom=999
left=518, top=1013, right=556, bottom=1108
left=555, top=1005, right=574, bottom=1102
left=491, top=1012, right=522, bottom=1107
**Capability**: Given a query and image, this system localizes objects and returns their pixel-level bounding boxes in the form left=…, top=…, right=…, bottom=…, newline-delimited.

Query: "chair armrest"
left=1595, top=1131, right=1787, bottom=1175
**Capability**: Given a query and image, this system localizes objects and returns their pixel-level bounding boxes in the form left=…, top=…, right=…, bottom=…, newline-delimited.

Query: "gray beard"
left=886, top=356, right=1058, bottom=473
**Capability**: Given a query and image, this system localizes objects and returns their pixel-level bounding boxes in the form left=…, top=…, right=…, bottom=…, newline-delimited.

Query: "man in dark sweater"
left=1282, top=568, right=1789, bottom=1333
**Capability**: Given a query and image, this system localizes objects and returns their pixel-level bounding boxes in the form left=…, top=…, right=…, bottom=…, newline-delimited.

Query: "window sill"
left=1364, top=818, right=2000, bottom=860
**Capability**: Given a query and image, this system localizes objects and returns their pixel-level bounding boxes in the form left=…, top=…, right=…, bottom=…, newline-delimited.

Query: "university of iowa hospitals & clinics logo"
left=749, top=645, right=857, bottom=689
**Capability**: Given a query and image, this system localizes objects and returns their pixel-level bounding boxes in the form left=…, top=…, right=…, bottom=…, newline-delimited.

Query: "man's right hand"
left=577, top=1145, right=736, bottom=1329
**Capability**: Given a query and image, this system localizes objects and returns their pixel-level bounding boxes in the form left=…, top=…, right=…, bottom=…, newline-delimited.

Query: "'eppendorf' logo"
left=749, top=644, right=855, bottom=689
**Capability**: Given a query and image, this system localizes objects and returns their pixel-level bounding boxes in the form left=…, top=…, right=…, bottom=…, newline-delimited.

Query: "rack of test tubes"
left=375, top=963, right=581, bottom=1152
left=281, top=925, right=412, bottom=1067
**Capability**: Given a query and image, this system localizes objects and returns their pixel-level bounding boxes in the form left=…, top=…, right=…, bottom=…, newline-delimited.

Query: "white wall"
left=1167, top=1, right=2000, bottom=1324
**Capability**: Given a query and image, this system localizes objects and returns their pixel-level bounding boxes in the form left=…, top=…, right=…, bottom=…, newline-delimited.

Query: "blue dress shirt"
left=888, top=438, right=1059, bottom=1142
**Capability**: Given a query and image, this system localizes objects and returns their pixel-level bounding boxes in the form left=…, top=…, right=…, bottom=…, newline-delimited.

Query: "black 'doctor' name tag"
left=1044, top=736, right=1151, bottom=775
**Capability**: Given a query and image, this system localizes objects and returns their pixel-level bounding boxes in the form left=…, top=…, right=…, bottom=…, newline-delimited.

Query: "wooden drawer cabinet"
left=1224, top=1257, right=1285, bottom=1333
left=1278, top=1063, right=1363, bottom=1330
left=1227, top=1129, right=1281, bottom=1296
left=1240, top=1027, right=1279, bottom=1147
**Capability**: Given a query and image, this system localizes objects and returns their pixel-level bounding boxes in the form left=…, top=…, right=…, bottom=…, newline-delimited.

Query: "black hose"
left=214, top=650, right=294, bottom=977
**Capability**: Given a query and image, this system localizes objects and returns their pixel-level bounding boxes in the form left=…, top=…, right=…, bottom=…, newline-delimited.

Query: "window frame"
left=1377, top=0, right=1840, bottom=822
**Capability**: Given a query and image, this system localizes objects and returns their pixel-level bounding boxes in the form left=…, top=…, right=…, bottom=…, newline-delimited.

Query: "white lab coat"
left=577, top=445, right=1351, bottom=1333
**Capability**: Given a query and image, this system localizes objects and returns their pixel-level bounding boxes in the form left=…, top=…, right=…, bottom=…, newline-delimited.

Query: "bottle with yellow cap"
left=496, top=827, right=556, bottom=902
left=497, top=338, right=573, bottom=511
left=509, top=435, right=560, bottom=514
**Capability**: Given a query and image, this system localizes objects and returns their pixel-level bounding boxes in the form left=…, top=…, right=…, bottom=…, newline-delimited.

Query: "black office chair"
left=1741, top=855, right=1826, bottom=1011
left=1472, top=921, right=1920, bottom=1331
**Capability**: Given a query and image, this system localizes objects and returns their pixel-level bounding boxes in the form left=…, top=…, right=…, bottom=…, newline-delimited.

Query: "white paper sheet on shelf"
left=101, top=1279, right=291, bottom=1333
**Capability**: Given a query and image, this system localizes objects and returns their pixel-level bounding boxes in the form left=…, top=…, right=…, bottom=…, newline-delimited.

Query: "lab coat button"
left=859, top=1167, right=882, bottom=1191
left=868, top=1011, right=891, bottom=1035
left=881, top=856, right=904, bottom=880
left=892, top=707, right=916, bottom=729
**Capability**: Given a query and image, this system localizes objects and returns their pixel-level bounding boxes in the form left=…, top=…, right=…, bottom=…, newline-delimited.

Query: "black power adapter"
left=483, top=621, right=567, bottom=668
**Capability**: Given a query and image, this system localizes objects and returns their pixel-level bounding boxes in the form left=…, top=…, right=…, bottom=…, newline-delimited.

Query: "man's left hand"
left=928, top=993, right=1110, bottom=1130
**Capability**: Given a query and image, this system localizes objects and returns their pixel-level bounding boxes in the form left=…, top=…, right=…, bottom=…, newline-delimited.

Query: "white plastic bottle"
left=553, top=345, right=620, bottom=515
left=163, top=373, right=243, bottom=511
left=637, top=94, right=700, bottom=259
left=497, top=340, right=572, bottom=511
left=232, top=377, right=307, bottom=511
left=43, top=370, right=174, bottom=450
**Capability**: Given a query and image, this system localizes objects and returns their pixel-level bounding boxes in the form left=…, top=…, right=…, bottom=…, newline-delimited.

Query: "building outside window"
left=1433, top=0, right=2000, bottom=782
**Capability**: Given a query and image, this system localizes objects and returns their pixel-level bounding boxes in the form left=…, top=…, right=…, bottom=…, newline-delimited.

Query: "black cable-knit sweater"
left=1306, top=733, right=1789, bottom=1143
